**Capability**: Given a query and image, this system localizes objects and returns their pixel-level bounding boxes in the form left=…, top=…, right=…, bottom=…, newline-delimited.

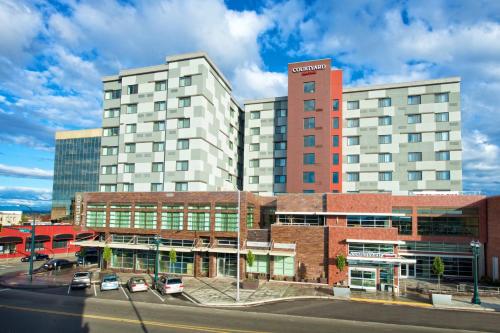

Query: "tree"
left=169, top=249, right=177, bottom=274
left=103, top=246, right=112, bottom=269
left=432, top=256, right=445, bottom=292
left=336, top=254, right=346, bottom=272
left=246, top=250, right=255, bottom=279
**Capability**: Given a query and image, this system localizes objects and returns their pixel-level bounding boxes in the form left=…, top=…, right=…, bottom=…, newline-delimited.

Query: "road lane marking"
left=67, top=284, right=71, bottom=295
left=0, top=289, right=10, bottom=292
left=350, top=297, right=432, bottom=308
left=93, top=283, right=97, bottom=297
left=120, top=285, right=130, bottom=300
left=149, top=287, right=165, bottom=302
left=0, top=304, right=269, bottom=333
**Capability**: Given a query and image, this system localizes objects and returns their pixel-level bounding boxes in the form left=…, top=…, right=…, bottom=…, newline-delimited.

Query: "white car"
left=71, top=271, right=92, bottom=289
left=127, top=276, right=148, bottom=293
left=156, top=276, right=184, bottom=295
left=100, top=274, right=120, bottom=291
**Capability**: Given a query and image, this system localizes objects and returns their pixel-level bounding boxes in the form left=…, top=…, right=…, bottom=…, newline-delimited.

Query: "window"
left=332, top=153, right=339, bottom=165
left=125, top=104, right=137, bottom=114
left=161, top=208, right=184, bottom=230
left=436, top=170, right=451, bottom=180
left=178, top=118, right=190, bottom=128
left=347, top=101, right=359, bottom=110
left=347, top=136, right=359, bottom=146
left=408, top=171, right=422, bottom=181
left=86, top=210, right=106, bottom=227
left=215, top=209, right=238, bottom=232
left=228, top=157, right=233, bottom=167
left=179, top=76, right=192, bottom=87
left=277, top=109, right=287, bottom=117
left=104, top=108, right=120, bottom=118
left=274, top=175, right=286, bottom=183
left=101, top=165, right=117, bottom=175
left=378, top=153, right=392, bottom=163
left=331, top=117, right=339, bottom=128
left=378, top=135, right=392, bottom=144
left=134, top=210, right=156, bottom=229
left=153, top=142, right=165, bottom=152
left=408, top=114, right=422, bottom=124
left=104, top=89, right=121, bottom=100
left=176, top=160, right=189, bottom=171
left=435, top=112, right=449, bottom=122
left=249, top=159, right=259, bottom=168
left=250, top=127, right=260, bottom=135
left=124, top=163, right=135, bottom=173
left=229, top=141, right=234, bottom=149
left=178, top=97, right=191, bottom=107
left=177, top=139, right=189, bottom=150
left=250, top=111, right=260, bottom=119
left=333, top=99, right=339, bottom=111
left=155, top=81, right=166, bottom=91
left=154, top=101, right=166, bottom=111
left=275, top=125, right=287, bottom=134
left=347, top=172, right=359, bottom=182
left=274, top=142, right=286, bottom=150
left=175, top=182, right=188, bottom=191
left=435, top=92, right=449, bottom=103
left=303, top=172, right=315, bottom=183
left=378, top=98, right=391, bottom=107
left=347, top=154, right=359, bottom=164
left=100, top=184, right=117, bottom=192
left=102, top=146, right=118, bottom=156
left=249, top=176, right=259, bottom=184
left=303, top=81, right=315, bottom=93
left=152, top=162, right=164, bottom=172
left=303, top=190, right=315, bottom=193
left=436, top=131, right=450, bottom=141
left=436, top=151, right=450, bottom=161
left=304, top=99, right=316, bottom=111
left=303, top=153, right=315, bottom=164
left=187, top=208, right=210, bottom=231
left=379, top=172, right=392, bottom=181
left=246, top=255, right=269, bottom=274
left=378, top=116, right=392, bottom=126
left=153, top=121, right=165, bottom=131
left=332, top=172, right=339, bottom=184
left=125, top=124, right=136, bottom=134
left=127, top=84, right=138, bottom=94
left=408, top=95, right=421, bottom=105
left=249, top=143, right=260, bottom=151
left=123, top=183, right=134, bottom=192
left=408, top=152, right=422, bottom=162
left=417, top=208, right=479, bottom=237
left=408, top=133, right=422, bottom=143
left=273, top=256, right=294, bottom=276
left=275, top=158, right=286, bottom=167
left=125, top=143, right=136, bottom=153
left=346, top=118, right=359, bottom=128
left=151, top=183, right=163, bottom=192
left=304, top=117, right=315, bottom=129
left=103, top=127, right=119, bottom=137
left=304, top=135, right=315, bottom=147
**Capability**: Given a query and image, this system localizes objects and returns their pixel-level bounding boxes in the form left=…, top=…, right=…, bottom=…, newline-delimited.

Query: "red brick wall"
left=277, top=193, right=323, bottom=212
left=487, top=196, right=500, bottom=279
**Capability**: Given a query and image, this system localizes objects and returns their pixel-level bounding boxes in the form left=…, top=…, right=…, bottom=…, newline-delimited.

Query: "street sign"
left=18, top=228, right=31, bottom=233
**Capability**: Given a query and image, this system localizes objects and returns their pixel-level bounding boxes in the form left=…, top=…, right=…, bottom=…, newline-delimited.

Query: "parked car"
left=20, top=253, right=49, bottom=262
left=127, top=276, right=148, bottom=293
left=156, top=276, right=184, bottom=295
left=71, top=271, right=92, bottom=289
left=100, top=274, right=120, bottom=291
left=39, top=259, right=75, bottom=271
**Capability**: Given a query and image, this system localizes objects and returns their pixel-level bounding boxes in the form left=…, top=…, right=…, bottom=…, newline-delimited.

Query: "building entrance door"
left=349, top=267, right=376, bottom=291
left=217, top=253, right=237, bottom=277
left=400, top=263, right=416, bottom=279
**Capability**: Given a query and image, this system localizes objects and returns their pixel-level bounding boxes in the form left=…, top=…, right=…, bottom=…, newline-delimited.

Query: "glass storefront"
left=404, top=255, right=473, bottom=279
left=111, top=249, right=134, bottom=269
left=217, top=253, right=237, bottom=277
left=159, top=251, right=194, bottom=275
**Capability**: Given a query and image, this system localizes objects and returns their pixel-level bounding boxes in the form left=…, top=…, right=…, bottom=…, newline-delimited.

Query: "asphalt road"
left=0, top=287, right=498, bottom=333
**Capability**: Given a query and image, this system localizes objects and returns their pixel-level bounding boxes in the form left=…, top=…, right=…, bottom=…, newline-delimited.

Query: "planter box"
left=333, top=287, right=351, bottom=298
left=242, top=279, right=259, bottom=290
left=431, top=293, right=452, bottom=305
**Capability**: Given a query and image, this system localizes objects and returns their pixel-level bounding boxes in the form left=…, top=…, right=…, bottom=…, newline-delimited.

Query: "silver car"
left=71, top=271, right=92, bottom=289
left=100, top=274, right=120, bottom=291
left=156, top=276, right=184, bottom=295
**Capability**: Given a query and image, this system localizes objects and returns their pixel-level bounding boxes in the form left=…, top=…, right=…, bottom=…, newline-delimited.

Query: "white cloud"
left=233, top=63, right=288, bottom=101
left=0, top=186, right=52, bottom=210
left=0, top=163, right=53, bottom=179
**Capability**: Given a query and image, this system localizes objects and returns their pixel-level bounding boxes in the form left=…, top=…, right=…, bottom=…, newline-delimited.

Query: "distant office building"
left=0, top=211, right=22, bottom=225
left=51, top=129, right=101, bottom=220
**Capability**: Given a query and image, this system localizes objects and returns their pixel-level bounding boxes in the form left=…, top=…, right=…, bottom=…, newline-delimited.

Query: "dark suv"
left=20, top=253, right=50, bottom=262
left=39, top=259, right=75, bottom=271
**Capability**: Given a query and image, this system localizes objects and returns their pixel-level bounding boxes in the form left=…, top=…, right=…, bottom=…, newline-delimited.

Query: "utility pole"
left=18, top=205, right=35, bottom=282
left=470, top=240, right=481, bottom=305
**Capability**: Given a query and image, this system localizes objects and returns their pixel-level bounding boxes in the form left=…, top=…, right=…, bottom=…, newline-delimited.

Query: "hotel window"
left=435, top=112, right=449, bottom=122
left=127, top=84, right=138, bottom=94
left=250, top=127, right=260, bottom=135
left=249, top=159, right=259, bottom=168
left=407, top=114, right=422, bottom=124
left=303, top=190, right=315, bottom=193
left=249, top=143, right=260, bottom=151
left=435, top=92, right=449, bottom=103
left=275, top=158, right=286, bottom=167
left=104, top=108, right=120, bottom=118
left=346, top=136, right=359, bottom=146
left=101, top=165, right=117, bottom=175
left=378, top=116, right=392, bottom=126
left=303, top=153, right=315, bottom=165
left=408, top=95, right=421, bottom=105
left=436, top=151, right=450, bottom=161
left=436, top=131, right=450, bottom=141
left=408, top=171, right=422, bottom=181
left=228, top=157, right=233, bottom=167
left=332, top=99, right=339, bottom=111
left=378, top=153, right=392, bottom=163
left=346, top=118, right=359, bottom=128
left=179, top=76, right=192, bottom=87
left=408, top=133, right=422, bottom=143
left=153, top=142, right=165, bottom=152
left=124, top=163, right=135, bottom=173
left=151, top=183, right=163, bottom=192
left=408, top=152, right=422, bottom=162
left=333, top=135, right=340, bottom=147
left=102, top=146, right=118, bottom=156
left=125, top=143, right=136, bottom=153
left=304, top=99, right=316, bottom=111
left=100, top=184, right=117, bottom=192
left=277, top=109, right=287, bottom=117
left=134, top=210, right=157, bottom=230
left=303, top=172, right=315, bottom=183
left=332, top=117, right=340, bottom=128
left=109, top=208, right=132, bottom=228
left=125, top=124, right=136, bottom=134
left=275, top=125, right=287, bottom=134
left=347, top=154, right=359, bottom=164
left=153, top=121, right=165, bottom=131
left=187, top=206, right=210, bottom=231
left=379, top=171, right=392, bottom=181
left=274, top=142, right=286, bottom=150
left=347, top=172, right=360, bottom=182
left=104, top=89, right=121, bottom=100
left=347, top=100, right=359, bottom=110
left=332, top=172, right=339, bottom=184
left=304, top=135, right=315, bottom=147
left=152, top=162, right=164, bottom=172
left=177, top=139, right=189, bottom=150
left=161, top=210, right=184, bottom=230
left=436, top=170, right=451, bottom=180
left=250, top=111, right=260, bottom=119
left=303, top=81, right=315, bottom=93
left=332, top=153, right=339, bottom=165
left=379, top=135, right=392, bottom=144
left=123, top=183, right=134, bottom=192
left=154, top=101, right=166, bottom=111
left=178, top=97, right=191, bottom=107
left=176, top=160, right=189, bottom=171
left=304, top=117, right=315, bottom=129
left=175, top=182, right=188, bottom=192
left=103, top=127, right=119, bottom=137
left=274, top=175, right=286, bottom=183
left=229, top=141, right=234, bottom=149
left=178, top=118, right=190, bottom=128
left=249, top=176, right=259, bottom=184
left=215, top=205, right=239, bottom=232
left=155, top=80, right=167, bottom=91
left=378, top=97, right=391, bottom=107
left=125, top=104, right=137, bottom=114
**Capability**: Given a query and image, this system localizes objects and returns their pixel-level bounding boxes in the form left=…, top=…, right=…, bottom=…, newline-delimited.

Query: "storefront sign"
left=291, top=64, right=327, bottom=73
left=350, top=251, right=397, bottom=258
left=74, top=193, right=82, bottom=225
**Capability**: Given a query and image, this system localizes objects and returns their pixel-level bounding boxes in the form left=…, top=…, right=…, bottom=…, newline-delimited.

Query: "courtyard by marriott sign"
left=291, top=64, right=327, bottom=73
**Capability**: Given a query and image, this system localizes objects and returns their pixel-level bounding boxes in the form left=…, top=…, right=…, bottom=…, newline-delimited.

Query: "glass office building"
left=51, top=129, right=101, bottom=220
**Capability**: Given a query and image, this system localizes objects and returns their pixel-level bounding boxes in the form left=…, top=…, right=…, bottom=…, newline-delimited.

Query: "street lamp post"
left=154, top=234, right=161, bottom=288
left=470, top=240, right=481, bottom=305
left=19, top=205, right=36, bottom=282
left=226, top=180, right=240, bottom=302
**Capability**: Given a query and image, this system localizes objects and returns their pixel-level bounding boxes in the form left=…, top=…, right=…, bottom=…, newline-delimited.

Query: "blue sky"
left=0, top=0, right=499, bottom=210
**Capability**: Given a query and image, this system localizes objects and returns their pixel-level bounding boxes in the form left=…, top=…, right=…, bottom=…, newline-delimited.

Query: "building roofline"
left=243, top=96, right=288, bottom=105
left=343, top=77, right=461, bottom=93
left=102, top=64, right=169, bottom=82
left=55, top=128, right=102, bottom=140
